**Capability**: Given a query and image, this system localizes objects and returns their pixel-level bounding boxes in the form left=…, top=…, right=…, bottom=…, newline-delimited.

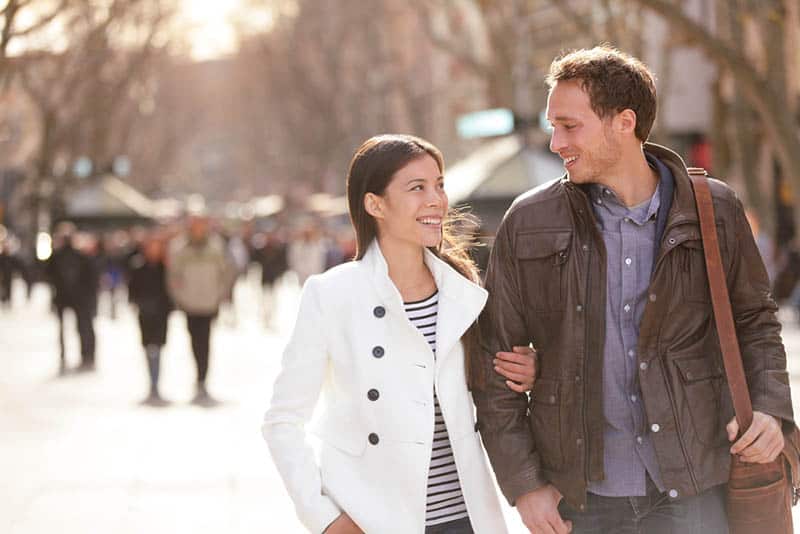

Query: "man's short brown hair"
left=546, top=46, right=657, bottom=142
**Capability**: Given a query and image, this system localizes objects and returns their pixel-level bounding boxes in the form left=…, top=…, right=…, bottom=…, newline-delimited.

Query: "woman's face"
left=143, top=238, right=164, bottom=262
left=370, top=154, right=448, bottom=250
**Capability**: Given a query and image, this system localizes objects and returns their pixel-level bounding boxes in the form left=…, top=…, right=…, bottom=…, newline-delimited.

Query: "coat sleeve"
left=262, top=276, right=341, bottom=533
left=727, top=195, right=795, bottom=427
left=164, top=244, right=187, bottom=311
left=472, top=216, right=547, bottom=505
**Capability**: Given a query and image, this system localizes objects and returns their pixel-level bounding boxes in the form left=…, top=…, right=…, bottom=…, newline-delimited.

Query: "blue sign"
left=457, top=108, right=515, bottom=139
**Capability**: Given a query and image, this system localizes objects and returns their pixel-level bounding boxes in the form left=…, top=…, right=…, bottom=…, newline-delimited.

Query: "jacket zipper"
left=647, top=221, right=700, bottom=492
left=582, top=236, right=591, bottom=485
left=578, top=191, right=597, bottom=487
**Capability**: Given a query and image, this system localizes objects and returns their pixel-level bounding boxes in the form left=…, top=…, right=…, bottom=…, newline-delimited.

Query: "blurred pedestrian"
left=0, top=228, right=26, bottom=308
left=745, top=209, right=775, bottom=282
left=220, top=227, right=250, bottom=327
left=263, top=134, right=535, bottom=533
left=287, top=224, right=326, bottom=285
left=129, top=232, right=173, bottom=404
left=253, top=230, right=288, bottom=325
left=166, top=215, right=234, bottom=404
left=46, top=223, right=99, bottom=374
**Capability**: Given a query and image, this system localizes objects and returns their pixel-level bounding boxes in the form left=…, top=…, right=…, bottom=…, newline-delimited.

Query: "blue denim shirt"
left=586, top=165, right=666, bottom=497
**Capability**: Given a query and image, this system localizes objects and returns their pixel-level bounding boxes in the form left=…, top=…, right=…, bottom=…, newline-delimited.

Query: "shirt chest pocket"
left=515, top=231, right=572, bottom=313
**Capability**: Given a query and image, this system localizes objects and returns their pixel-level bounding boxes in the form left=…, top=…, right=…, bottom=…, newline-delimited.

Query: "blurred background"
left=1, top=0, right=800, bottom=533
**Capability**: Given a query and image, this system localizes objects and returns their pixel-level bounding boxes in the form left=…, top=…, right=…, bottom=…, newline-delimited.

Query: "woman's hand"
left=494, top=345, right=537, bottom=393
left=325, top=513, right=363, bottom=534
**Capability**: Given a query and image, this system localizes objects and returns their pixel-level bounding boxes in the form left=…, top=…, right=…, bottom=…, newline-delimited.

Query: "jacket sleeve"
left=164, top=245, right=187, bottom=311
left=727, top=196, right=795, bottom=427
left=472, top=216, right=547, bottom=505
left=261, top=276, right=341, bottom=533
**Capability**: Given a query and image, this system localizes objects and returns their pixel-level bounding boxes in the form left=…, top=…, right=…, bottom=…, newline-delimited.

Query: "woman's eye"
left=411, top=185, right=423, bottom=191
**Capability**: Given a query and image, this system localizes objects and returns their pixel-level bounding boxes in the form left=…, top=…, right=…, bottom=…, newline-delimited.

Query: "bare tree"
left=232, top=0, right=469, bottom=198
left=10, top=0, right=174, bottom=232
left=633, top=0, right=800, bottom=211
left=0, top=0, right=74, bottom=83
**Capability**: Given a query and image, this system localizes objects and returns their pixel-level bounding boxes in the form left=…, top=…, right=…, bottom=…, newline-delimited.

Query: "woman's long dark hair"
left=345, top=134, right=486, bottom=389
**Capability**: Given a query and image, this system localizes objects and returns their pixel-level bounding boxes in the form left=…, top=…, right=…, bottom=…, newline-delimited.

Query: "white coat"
left=262, top=241, right=507, bottom=534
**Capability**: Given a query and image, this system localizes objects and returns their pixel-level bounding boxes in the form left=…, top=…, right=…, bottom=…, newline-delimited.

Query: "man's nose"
left=549, top=130, right=565, bottom=154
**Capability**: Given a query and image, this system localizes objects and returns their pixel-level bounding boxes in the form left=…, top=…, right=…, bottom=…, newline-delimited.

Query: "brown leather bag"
left=689, top=168, right=800, bottom=533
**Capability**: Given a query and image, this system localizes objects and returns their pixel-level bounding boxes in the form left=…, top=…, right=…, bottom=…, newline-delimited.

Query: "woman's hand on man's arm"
left=494, top=345, right=537, bottom=393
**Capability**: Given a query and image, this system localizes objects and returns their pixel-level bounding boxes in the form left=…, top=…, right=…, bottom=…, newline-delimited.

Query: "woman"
left=263, top=135, right=535, bottom=533
left=128, top=232, right=173, bottom=404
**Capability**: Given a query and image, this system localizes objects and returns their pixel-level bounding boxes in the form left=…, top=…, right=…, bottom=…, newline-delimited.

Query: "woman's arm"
left=262, top=277, right=342, bottom=534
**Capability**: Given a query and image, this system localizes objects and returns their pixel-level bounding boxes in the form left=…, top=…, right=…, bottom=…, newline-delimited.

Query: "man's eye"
left=564, top=124, right=576, bottom=131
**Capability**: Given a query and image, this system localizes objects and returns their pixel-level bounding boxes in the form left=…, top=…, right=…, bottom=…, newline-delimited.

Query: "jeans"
left=186, top=314, right=213, bottom=383
left=424, top=516, right=473, bottom=534
left=58, top=304, right=95, bottom=365
left=558, top=478, right=728, bottom=534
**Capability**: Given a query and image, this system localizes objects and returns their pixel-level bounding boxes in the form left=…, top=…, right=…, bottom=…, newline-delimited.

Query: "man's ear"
left=364, top=193, right=384, bottom=219
left=615, top=109, right=637, bottom=136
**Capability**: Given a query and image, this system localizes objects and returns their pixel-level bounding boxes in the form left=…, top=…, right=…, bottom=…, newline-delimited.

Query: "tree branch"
left=634, top=0, right=800, bottom=188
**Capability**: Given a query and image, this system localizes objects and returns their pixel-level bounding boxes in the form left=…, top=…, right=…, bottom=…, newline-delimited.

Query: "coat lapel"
left=423, top=248, right=487, bottom=368
left=361, top=241, right=487, bottom=366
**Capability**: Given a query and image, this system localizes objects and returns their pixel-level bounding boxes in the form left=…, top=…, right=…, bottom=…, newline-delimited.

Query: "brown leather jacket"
left=473, top=143, right=794, bottom=509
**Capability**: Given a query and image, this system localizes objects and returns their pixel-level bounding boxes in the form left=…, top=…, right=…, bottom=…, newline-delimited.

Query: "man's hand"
left=325, top=513, right=363, bottom=534
left=727, top=411, right=784, bottom=463
left=516, top=484, right=572, bottom=534
left=495, top=346, right=537, bottom=393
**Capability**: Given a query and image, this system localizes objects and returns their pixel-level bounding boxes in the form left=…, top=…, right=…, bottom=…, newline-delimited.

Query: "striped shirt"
left=404, top=291, right=469, bottom=527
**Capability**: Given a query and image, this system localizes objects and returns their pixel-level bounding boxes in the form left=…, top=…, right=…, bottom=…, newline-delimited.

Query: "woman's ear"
left=364, top=193, right=384, bottom=219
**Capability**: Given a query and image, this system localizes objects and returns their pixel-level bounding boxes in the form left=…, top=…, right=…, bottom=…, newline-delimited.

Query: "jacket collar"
left=643, top=142, right=699, bottom=228
left=361, top=239, right=488, bottom=363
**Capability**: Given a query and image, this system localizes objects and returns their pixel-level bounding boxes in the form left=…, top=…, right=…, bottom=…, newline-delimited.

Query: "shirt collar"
left=589, top=161, right=662, bottom=226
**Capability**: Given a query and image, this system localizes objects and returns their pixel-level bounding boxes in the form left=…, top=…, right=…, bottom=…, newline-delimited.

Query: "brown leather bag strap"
left=688, top=169, right=754, bottom=432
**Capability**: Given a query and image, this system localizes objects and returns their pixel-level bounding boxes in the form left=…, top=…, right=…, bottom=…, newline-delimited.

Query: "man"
left=167, top=214, right=235, bottom=404
left=46, top=223, right=99, bottom=374
left=473, top=46, right=794, bottom=533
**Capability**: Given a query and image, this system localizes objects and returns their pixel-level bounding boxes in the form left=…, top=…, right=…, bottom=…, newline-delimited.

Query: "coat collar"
left=643, top=142, right=700, bottom=228
left=361, top=240, right=487, bottom=364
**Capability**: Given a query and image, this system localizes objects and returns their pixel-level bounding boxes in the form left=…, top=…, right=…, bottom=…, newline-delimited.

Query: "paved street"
left=3, top=276, right=800, bottom=533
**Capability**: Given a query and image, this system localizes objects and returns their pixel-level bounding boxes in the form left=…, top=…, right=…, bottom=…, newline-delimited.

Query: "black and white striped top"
left=404, top=291, right=469, bottom=527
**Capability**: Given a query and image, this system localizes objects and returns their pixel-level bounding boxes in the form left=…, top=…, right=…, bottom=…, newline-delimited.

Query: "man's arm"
left=726, top=195, right=794, bottom=461
left=473, top=217, right=547, bottom=504
left=727, top=196, right=794, bottom=425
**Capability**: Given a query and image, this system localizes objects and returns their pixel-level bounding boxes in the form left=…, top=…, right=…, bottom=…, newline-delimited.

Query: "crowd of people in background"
left=3, top=204, right=800, bottom=408
left=0, top=215, right=357, bottom=406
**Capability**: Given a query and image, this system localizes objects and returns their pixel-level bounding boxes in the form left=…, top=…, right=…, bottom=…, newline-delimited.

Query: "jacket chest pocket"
left=673, top=226, right=727, bottom=305
left=515, top=231, right=572, bottom=313
left=677, top=239, right=710, bottom=304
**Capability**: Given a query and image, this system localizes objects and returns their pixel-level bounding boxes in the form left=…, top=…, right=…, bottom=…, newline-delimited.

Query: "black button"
left=367, top=388, right=380, bottom=401
left=368, top=433, right=379, bottom=445
left=373, top=306, right=386, bottom=318
left=372, top=346, right=384, bottom=358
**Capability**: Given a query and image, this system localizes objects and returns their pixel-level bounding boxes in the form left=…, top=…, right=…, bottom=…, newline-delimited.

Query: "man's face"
left=189, top=217, right=209, bottom=241
left=546, top=79, right=622, bottom=185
